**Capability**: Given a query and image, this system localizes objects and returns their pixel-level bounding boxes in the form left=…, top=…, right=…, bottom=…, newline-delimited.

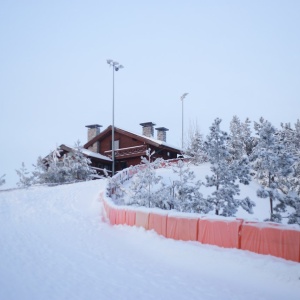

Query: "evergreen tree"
left=129, top=149, right=163, bottom=207
left=32, top=156, right=49, bottom=184
left=277, top=120, right=300, bottom=224
left=228, top=115, right=245, bottom=160
left=205, top=118, right=254, bottom=217
left=184, top=122, right=207, bottom=164
left=43, top=148, right=69, bottom=184
left=67, top=141, right=96, bottom=181
left=107, top=174, right=126, bottom=204
left=283, top=193, right=300, bottom=225
left=151, top=180, right=174, bottom=210
left=32, top=142, right=96, bottom=185
left=16, top=162, right=33, bottom=188
left=228, top=116, right=254, bottom=159
left=250, top=119, right=295, bottom=222
left=172, top=160, right=209, bottom=213
left=242, top=118, right=256, bottom=156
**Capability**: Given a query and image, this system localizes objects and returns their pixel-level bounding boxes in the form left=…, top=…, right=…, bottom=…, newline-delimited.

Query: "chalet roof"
left=60, top=144, right=112, bottom=162
left=84, top=125, right=182, bottom=153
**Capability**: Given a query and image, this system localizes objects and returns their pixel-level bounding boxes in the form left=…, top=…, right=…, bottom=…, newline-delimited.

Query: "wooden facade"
left=84, top=125, right=181, bottom=173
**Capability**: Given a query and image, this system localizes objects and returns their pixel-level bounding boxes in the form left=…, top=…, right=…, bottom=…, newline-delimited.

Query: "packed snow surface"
left=0, top=179, right=300, bottom=300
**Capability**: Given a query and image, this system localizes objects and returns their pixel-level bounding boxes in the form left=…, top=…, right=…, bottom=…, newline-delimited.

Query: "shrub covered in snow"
left=17, top=142, right=96, bottom=187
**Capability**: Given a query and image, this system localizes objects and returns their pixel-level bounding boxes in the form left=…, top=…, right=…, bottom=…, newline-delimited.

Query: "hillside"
left=120, top=162, right=294, bottom=225
left=0, top=179, right=299, bottom=300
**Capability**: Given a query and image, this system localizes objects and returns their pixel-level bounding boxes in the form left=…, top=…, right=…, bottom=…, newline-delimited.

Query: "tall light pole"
left=107, top=59, right=124, bottom=176
left=180, top=93, right=189, bottom=150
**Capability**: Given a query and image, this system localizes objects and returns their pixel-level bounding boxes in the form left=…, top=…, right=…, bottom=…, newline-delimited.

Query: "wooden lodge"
left=83, top=122, right=182, bottom=175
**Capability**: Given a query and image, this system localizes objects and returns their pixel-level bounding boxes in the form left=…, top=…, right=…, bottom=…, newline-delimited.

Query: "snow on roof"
left=62, top=144, right=112, bottom=161
left=118, top=126, right=182, bottom=152
left=80, top=148, right=112, bottom=161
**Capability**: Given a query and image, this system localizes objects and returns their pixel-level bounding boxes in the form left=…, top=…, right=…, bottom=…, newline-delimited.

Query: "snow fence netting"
left=135, top=211, right=150, bottom=230
left=197, top=218, right=243, bottom=249
left=240, top=221, right=300, bottom=262
left=166, top=215, right=199, bottom=241
left=125, top=210, right=136, bottom=226
left=148, top=212, right=168, bottom=237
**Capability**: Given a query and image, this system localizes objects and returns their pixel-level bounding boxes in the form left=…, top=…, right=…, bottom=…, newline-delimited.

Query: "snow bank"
left=1, top=180, right=300, bottom=300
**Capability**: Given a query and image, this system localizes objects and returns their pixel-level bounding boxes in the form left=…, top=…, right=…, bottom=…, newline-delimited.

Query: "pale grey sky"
left=1, top=0, right=299, bottom=188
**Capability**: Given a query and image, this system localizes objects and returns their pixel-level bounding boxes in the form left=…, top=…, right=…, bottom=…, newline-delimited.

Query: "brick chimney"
left=155, top=127, right=169, bottom=142
left=86, top=124, right=102, bottom=141
left=85, top=124, right=102, bottom=152
left=140, top=122, right=156, bottom=138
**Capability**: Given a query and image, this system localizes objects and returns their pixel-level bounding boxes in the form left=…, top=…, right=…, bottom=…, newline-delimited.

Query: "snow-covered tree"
left=32, top=142, right=96, bottom=185
left=172, top=160, right=209, bottom=213
left=184, top=122, right=207, bottom=164
left=66, top=141, right=96, bottom=182
left=242, top=118, right=256, bottom=156
left=151, top=180, right=175, bottom=210
left=129, top=149, right=163, bottom=207
left=276, top=120, right=300, bottom=224
left=107, top=173, right=127, bottom=204
left=32, top=156, right=49, bottom=184
left=43, top=148, right=70, bottom=184
left=16, top=162, right=33, bottom=188
left=228, top=115, right=245, bottom=160
left=205, top=118, right=254, bottom=217
left=250, top=119, right=295, bottom=222
left=0, top=174, right=5, bottom=187
left=283, top=193, right=300, bottom=225
left=228, top=116, right=254, bottom=159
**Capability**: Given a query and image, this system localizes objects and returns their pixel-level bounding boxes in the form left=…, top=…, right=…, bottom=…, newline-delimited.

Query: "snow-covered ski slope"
left=0, top=180, right=300, bottom=300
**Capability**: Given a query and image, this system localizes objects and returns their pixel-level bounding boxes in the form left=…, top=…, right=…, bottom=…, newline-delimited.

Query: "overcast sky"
left=1, top=0, right=299, bottom=188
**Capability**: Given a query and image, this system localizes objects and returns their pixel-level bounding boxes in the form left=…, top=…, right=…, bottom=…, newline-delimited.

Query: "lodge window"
left=111, top=140, right=120, bottom=150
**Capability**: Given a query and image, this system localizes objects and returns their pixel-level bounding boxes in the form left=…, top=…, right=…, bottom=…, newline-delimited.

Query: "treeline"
left=110, top=116, right=300, bottom=225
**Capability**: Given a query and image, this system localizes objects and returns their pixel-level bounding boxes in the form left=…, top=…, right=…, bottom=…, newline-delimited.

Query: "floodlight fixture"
left=106, top=59, right=124, bottom=176
left=181, top=93, right=189, bottom=101
left=180, top=92, right=189, bottom=149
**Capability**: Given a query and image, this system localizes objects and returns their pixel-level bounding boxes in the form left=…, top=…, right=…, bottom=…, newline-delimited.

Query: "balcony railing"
left=104, top=145, right=147, bottom=158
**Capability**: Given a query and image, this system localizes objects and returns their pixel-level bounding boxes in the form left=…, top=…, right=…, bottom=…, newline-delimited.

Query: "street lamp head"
left=115, top=64, right=124, bottom=71
left=180, top=93, right=189, bottom=101
left=107, top=59, right=124, bottom=71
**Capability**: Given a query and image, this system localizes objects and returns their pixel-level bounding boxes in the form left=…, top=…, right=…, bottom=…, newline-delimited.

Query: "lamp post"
left=180, top=93, right=189, bottom=150
left=107, top=59, right=124, bottom=176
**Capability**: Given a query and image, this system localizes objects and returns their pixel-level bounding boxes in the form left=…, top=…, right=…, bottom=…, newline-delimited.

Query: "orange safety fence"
left=148, top=213, right=168, bottom=237
left=135, top=211, right=150, bottom=230
left=197, top=218, right=243, bottom=249
left=108, top=206, right=117, bottom=225
left=115, top=209, right=127, bottom=225
left=101, top=195, right=300, bottom=262
left=125, top=210, right=136, bottom=226
left=240, top=221, right=300, bottom=262
left=166, top=216, right=199, bottom=241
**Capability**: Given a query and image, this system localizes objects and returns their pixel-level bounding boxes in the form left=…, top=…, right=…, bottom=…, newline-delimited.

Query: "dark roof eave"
left=84, top=125, right=181, bottom=153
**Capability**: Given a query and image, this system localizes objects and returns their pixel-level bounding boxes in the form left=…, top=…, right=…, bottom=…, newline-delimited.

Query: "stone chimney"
left=140, top=122, right=156, bottom=138
left=85, top=124, right=102, bottom=142
left=155, top=127, right=169, bottom=142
